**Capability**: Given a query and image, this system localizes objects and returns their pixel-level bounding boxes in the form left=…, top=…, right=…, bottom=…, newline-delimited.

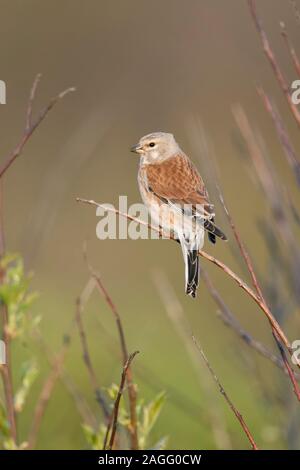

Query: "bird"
left=131, top=132, right=227, bottom=298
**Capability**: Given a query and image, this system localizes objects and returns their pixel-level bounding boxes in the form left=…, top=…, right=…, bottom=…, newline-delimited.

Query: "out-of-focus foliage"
left=0, top=253, right=39, bottom=449
left=0, top=254, right=39, bottom=338
left=82, top=385, right=166, bottom=450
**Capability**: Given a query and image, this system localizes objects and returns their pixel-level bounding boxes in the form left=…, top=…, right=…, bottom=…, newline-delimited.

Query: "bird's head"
left=131, top=132, right=180, bottom=164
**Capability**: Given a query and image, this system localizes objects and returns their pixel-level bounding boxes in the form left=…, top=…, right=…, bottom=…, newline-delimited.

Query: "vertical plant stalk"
left=248, top=0, right=300, bottom=130
left=27, top=278, right=94, bottom=449
left=192, top=336, right=259, bottom=450
left=106, top=351, right=139, bottom=451
left=85, top=253, right=139, bottom=450
left=218, top=191, right=300, bottom=398
left=27, top=343, right=69, bottom=450
left=75, top=295, right=109, bottom=419
left=280, top=22, right=300, bottom=77
left=0, top=184, right=17, bottom=443
left=0, top=74, right=75, bottom=178
left=33, top=326, right=98, bottom=430
left=0, top=305, right=17, bottom=443
left=202, top=271, right=298, bottom=377
left=256, top=86, right=300, bottom=186
left=0, top=74, right=74, bottom=445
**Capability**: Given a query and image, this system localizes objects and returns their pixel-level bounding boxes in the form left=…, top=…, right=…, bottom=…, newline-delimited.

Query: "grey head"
left=131, top=132, right=181, bottom=164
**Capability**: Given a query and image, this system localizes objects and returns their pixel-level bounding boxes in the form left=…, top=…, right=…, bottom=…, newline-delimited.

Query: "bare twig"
left=280, top=22, right=300, bottom=77
left=27, top=338, right=69, bottom=449
left=232, top=104, right=298, bottom=260
left=76, top=197, right=292, bottom=354
left=28, top=279, right=94, bottom=449
left=0, top=74, right=75, bottom=178
left=0, top=181, right=5, bottom=256
left=248, top=0, right=300, bottom=129
left=93, top=312, right=205, bottom=428
left=257, top=86, right=300, bottom=186
left=75, top=295, right=109, bottom=418
left=218, top=190, right=300, bottom=396
left=83, top=249, right=139, bottom=450
left=0, top=305, right=17, bottom=443
left=0, top=75, right=75, bottom=446
left=153, top=269, right=232, bottom=449
left=192, top=336, right=259, bottom=450
left=203, top=271, right=300, bottom=379
left=106, top=351, right=139, bottom=451
left=32, top=326, right=98, bottom=430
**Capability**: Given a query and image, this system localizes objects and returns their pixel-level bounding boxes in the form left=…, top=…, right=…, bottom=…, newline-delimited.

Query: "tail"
left=182, top=246, right=200, bottom=298
left=204, top=217, right=227, bottom=244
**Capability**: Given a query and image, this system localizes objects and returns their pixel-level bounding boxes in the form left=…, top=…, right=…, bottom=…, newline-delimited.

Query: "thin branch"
left=107, top=351, right=139, bottom=451
left=0, top=76, right=75, bottom=445
left=153, top=269, right=232, bottom=449
left=257, top=86, right=300, bottom=186
left=248, top=0, right=300, bottom=130
left=0, top=305, right=17, bottom=443
left=232, top=104, right=299, bottom=275
left=27, top=279, right=94, bottom=449
left=0, top=180, right=5, bottom=256
left=0, top=74, right=75, bottom=178
left=192, top=336, right=259, bottom=450
left=83, top=249, right=139, bottom=450
left=32, top=326, right=98, bottom=430
left=203, top=271, right=300, bottom=379
left=94, top=312, right=206, bottom=428
left=75, top=295, right=109, bottom=418
left=280, top=22, right=300, bottom=77
left=26, top=73, right=41, bottom=131
left=27, top=338, right=69, bottom=449
left=76, top=197, right=291, bottom=354
left=218, top=190, right=300, bottom=396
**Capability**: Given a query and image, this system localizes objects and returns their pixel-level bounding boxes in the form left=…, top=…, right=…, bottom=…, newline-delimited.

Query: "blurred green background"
left=0, top=0, right=300, bottom=449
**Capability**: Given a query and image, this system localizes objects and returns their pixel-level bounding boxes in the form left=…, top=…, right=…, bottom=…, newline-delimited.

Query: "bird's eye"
left=149, top=142, right=155, bottom=147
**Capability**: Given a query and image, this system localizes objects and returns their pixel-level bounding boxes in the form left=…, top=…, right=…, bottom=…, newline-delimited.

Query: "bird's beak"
left=130, top=143, right=143, bottom=154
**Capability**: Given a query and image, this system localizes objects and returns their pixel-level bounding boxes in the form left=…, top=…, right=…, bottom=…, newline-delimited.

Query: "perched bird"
left=131, top=132, right=227, bottom=298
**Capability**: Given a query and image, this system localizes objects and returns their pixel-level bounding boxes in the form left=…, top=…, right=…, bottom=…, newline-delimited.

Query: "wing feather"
left=144, top=153, right=213, bottom=218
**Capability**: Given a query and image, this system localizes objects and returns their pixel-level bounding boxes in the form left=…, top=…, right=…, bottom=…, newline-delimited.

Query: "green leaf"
left=0, top=253, right=38, bottom=338
left=138, top=391, right=166, bottom=449
left=82, top=423, right=106, bottom=450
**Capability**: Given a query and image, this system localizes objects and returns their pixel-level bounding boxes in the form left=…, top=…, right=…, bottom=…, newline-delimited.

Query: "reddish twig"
left=107, top=351, right=139, bottom=451
left=257, top=86, right=300, bottom=186
left=28, top=279, right=94, bottom=449
left=0, top=74, right=75, bottom=178
left=192, top=336, right=259, bottom=450
left=27, top=340, right=69, bottom=449
left=32, top=326, right=98, bottom=430
left=248, top=0, right=300, bottom=130
left=75, top=296, right=109, bottom=419
left=0, top=305, right=17, bottom=443
left=280, top=22, right=300, bottom=77
left=76, top=197, right=292, bottom=354
left=0, top=75, right=75, bottom=446
left=218, top=190, right=300, bottom=397
left=202, top=271, right=300, bottom=377
left=84, top=250, right=139, bottom=450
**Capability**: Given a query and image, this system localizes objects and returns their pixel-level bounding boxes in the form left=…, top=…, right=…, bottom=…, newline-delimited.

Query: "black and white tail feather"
left=178, top=219, right=227, bottom=299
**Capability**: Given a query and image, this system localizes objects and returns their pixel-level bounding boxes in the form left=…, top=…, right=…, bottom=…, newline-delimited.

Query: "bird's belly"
left=141, top=190, right=203, bottom=244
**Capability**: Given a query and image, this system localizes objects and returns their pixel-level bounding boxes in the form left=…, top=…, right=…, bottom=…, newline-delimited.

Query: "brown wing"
left=144, top=153, right=213, bottom=215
